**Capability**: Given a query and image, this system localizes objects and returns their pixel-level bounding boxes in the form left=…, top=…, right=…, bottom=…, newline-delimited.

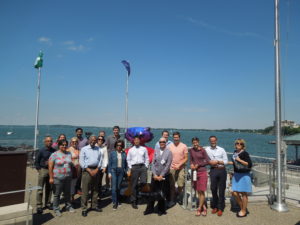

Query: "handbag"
left=233, top=160, right=250, bottom=172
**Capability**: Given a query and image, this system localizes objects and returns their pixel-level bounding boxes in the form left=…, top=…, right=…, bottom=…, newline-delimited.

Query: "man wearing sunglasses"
left=205, top=136, right=228, bottom=216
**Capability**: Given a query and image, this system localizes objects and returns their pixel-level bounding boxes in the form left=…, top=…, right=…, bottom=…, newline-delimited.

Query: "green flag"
left=34, top=51, right=43, bottom=69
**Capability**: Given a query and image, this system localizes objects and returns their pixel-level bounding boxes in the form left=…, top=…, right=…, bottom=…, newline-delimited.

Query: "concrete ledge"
left=0, top=203, right=32, bottom=225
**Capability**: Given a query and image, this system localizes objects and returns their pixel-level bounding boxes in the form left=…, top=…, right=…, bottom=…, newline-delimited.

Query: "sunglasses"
left=235, top=142, right=244, bottom=145
left=98, top=139, right=104, bottom=141
left=61, top=145, right=67, bottom=147
left=116, top=145, right=123, bottom=147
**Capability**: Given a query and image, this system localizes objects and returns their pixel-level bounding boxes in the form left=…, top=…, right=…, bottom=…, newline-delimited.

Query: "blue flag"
left=121, top=60, right=131, bottom=76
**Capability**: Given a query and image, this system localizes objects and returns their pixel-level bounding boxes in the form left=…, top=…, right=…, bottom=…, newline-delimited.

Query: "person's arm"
left=126, top=149, right=132, bottom=176
left=35, top=149, right=41, bottom=170
left=161, top=151, right=173, bottom=177
left=48, top=155, right=54, bottom=184
left=236, top=151, right=251, bottom=167
left=79, top=148, right=86, bottom=169
left=144, top=147, right=149, bottom=168
left=217, top=149, right=228, bottom=165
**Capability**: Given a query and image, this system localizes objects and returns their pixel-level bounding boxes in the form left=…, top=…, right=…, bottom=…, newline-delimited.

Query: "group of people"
left=34, top=126, right=252, bottom=218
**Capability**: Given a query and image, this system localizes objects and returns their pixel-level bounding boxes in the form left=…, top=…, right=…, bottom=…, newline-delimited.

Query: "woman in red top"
left=190, top=137, right=210, bottom=216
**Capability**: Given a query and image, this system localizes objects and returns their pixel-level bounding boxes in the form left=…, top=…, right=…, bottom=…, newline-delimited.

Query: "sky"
left=0, top=0, right=299, bottom=129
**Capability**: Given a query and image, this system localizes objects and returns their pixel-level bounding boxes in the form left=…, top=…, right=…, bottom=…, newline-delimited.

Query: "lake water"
left=0, top=125, right=295, bottom=160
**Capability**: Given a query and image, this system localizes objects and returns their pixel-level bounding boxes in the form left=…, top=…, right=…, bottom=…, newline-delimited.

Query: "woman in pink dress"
left=190, top=137, right=210, bottom=216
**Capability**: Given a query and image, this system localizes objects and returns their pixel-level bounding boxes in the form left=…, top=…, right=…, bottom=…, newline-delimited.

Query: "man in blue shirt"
left=34, top=136, right=56, bottom=214
left=79, top=135, right=104, bottom=217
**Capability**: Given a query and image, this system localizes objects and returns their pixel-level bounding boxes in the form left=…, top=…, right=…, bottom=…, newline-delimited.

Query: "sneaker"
left=67, top=206, right=75, bottom=213
left=55, top=210, right=62, bottom=217
left=113, top=204, right=117, bottom=210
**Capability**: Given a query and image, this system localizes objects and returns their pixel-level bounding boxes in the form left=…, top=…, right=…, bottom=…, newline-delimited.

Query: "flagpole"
left=271, top=0, right=288, bottom=212
left=33, top=67, right=41, bottom=154
left=125, top=72, right=129, bottom=147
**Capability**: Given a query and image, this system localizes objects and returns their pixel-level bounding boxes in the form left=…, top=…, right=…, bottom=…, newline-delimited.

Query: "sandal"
left=195, top=208, right=201, bottom=216
left=201, top=207, right=207, bottom=216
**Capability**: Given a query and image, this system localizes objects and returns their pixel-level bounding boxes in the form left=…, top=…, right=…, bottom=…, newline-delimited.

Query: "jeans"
left=53, top=177, right=72, bottom=211
left=111, top=168, right=124, bottom=204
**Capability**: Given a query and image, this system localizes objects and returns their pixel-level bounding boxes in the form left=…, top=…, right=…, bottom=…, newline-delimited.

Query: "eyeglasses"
left=159, top=141, right=166, bottom=143
left=235, top=142, right=244, bottom=145
left=61, top=145, right=67, bottom=147
left=116, top=145, right=123, bottom=147
left=98, top=139, right=104, bottom=141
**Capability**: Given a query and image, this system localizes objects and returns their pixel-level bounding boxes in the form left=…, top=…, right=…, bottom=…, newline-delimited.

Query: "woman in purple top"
left=190, top=137, right=210, bottom=216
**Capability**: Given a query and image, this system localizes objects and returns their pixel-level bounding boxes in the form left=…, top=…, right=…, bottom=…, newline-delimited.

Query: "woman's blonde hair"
left=71, top=137, right=78, bottom=142
left=234, top=138, right=246, bottom=150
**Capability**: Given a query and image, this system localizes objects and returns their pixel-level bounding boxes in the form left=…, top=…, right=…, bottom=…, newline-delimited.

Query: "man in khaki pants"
left=34, top=136, right=56, bottom=214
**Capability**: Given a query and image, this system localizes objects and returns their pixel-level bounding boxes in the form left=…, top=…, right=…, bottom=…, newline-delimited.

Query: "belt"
left=87, top=166, right=97, bottom=169
left=211, top=166, right=225, bottom=170
left=132, top=163, right=144, bottom=167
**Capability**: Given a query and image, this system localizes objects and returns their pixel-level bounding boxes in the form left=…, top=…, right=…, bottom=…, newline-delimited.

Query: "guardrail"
left=0, top=184, right=42, bottom=225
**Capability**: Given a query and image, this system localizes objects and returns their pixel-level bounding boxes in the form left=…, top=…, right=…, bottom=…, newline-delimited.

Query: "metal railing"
left=0, top=184, right=41, bottom=225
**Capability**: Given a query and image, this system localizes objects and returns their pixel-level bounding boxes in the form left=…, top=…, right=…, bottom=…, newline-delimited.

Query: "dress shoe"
left=131, top=202, right=138, bottom=209
left=157, top=211, right=166, bottom=216
left=46, top=204, right=53, bottom=210
left=37, top=208, right=43, bottom=214
left=211, top=208, right=218, bottom=214
left=217, top=210, right=223, bottom=216
left=113, top=204, right=118, bottom=210
left=143, top=208, right=154, bottom=215
left=93, top=207, right=102, bottom=212
left=167, top=201, right=176, bottom=208
left=82, top=211, right=87, bottom=217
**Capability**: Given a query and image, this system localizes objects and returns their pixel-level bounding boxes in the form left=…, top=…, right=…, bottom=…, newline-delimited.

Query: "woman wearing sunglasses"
left=108, top=140, right=127, bottom=210
left=49, top=140, right=75, bottom=217
left=230, top=139, right=252, bottom=218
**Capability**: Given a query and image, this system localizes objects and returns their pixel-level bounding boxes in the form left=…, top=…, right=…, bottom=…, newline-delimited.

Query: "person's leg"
left=177, top=168, right=185, bottom=203
left=36, top=169, right=45, bottom=209
left=75, top=165, right=82, bottom=193
left=209, top=169, right=218, bottom=210
left=218, top=169, right=227, bottom=211
left=232, top=191, right=242, bottom=210
left=81, top=171, right=91, bottom=212
left=111, top=170, right=117, bottom=205
left=144, top=178, right=156, bottom=214
left=169, top=169, right=176, bottom=203
left=44, top=171, right=52, bottom=207
left=116, top=168, right=124, bottom=204
left=63, top=177, right=72, bottom=208
left=52, top=179, right=63, bottom=212
left=130, top=167, right=139, bottom=203
left=240, top=192, right=248, bottom=216
left=91, top=172, right=100, bottom=209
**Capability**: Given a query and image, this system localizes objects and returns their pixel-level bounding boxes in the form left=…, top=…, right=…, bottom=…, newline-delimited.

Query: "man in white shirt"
left=127, top=136, right=149, bottom=209
left=205, top=136, right=228, bottom=217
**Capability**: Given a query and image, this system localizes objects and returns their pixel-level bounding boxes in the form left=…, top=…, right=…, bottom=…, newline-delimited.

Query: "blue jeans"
left=111, top=168, right=124, bottom=204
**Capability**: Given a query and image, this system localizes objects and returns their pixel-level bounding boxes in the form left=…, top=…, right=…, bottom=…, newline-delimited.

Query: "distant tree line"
left=261, top=126, right=300, bottom=135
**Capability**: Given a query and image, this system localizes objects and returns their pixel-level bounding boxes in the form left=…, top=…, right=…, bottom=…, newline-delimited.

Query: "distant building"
left=273, top=120, right=300, bottom=128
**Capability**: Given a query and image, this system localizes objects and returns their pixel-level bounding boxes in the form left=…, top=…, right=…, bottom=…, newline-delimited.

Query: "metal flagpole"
left=271, top=0, right=288, bottom=212
left=125, top=72, right=129, bottom=147
left=33, top=67, right=41, bottom=154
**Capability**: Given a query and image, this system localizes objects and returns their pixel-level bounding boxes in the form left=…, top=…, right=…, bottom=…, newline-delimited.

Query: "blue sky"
left=0, top=0, right=299, bottom=129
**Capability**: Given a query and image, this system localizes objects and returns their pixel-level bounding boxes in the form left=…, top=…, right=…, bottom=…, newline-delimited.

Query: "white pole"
left=33, top=67, right=41, bottom=155
left=125, top=73, right=129, bottom=147
left=271, top=0, right=288, bottom=212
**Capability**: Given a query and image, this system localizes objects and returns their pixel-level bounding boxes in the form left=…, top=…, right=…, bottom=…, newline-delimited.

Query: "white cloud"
left=37, top=37, right=52, bottom=45
left=62, top=40, right=75, bottom=45
left=87, top=37, right=94, bottom=42
left=67, top=44, right=87, bottom=52
left=185, top=17, right=267, bottom=40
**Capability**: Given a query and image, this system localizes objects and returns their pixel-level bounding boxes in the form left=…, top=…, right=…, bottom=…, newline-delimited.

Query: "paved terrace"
left=24, top=167, right=300, bottom=225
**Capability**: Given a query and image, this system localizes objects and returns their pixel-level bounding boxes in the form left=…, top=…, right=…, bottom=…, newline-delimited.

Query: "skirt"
left=232, top=172, right=252, bottom=193
left=193, top=170, right=208, bottom=192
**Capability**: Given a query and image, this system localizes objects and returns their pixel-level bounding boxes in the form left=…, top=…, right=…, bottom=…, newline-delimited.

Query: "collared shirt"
left=106, top=135, right=122, bottom=155
left=98, top=145, right=108, bottom=168
left=79, top=145, right=103, bottom=169
left=154, top=140, right=173, bottom=151
left=35, top=146, right=56, bottom=170
left=127, top=145, right=149, bottom=169
left=205, top=145, right=228, bottom=166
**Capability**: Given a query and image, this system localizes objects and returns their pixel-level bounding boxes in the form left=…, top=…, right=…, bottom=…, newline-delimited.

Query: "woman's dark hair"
left=57, top=133, right=66, bottom=142
left=114, top=140, right=125, bottom=149
left=191, top=137, right=199, bottom=142
left=58, top=140, right=68, bottom=147
left=76, top=128, right=83, bottom=132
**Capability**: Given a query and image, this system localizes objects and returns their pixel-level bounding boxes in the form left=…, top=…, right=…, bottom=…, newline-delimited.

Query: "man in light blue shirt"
left=205, top=136, right=228, bottom=216
left=79, top=135, right=104, bottom=217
